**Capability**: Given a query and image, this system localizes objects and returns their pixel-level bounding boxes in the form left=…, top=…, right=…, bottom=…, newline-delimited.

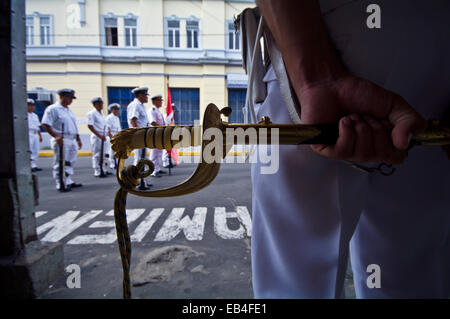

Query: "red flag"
left=166, top=87, right=178, bottom=165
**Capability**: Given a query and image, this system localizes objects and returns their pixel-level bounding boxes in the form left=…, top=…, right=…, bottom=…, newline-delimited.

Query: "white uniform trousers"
left=51, top=137, right=78, bottom=187
left=251, top=0, right=450, bottom=298
left=150, top=149, right=163, bottom=174
left=162, top=150, right=170, bottom=167
left=162, top=150, right=176, bottom=167
left=90, top=135, right=107, bottom=174
left=29, top=131, right=40, bottom=168
left=105, top=137, right=116, bottom=169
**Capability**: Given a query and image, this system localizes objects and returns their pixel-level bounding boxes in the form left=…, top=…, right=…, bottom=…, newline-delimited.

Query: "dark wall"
left=0, top=0, right=16, bottom=256
left=0, top=0, right=14, bottom=177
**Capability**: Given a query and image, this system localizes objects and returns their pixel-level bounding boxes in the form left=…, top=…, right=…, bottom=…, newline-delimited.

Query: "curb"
left=39, top=151, right=93, bottom=157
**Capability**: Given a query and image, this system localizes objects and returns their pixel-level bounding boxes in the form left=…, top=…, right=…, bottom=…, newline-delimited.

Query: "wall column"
left=0, top=0, right=64, bottom=299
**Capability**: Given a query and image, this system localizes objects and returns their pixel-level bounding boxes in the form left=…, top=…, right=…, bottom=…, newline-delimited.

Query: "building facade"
left=26, top=0, right=254, bottom=137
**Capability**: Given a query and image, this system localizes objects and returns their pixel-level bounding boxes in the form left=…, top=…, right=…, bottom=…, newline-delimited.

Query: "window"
left=171, top=88, right=200, bottom=125
left=107, top=87, right=136, bottom=129
left=104, top=17, right=118, bottom=46
left=26, top=16, right=34, bottom=46
left=186, top=20, right=199, bottom=49
left=228, top=89, right=247, bottom=123
left=40, top=16, right=51, bottom=45
left=227, top=22, right=239, bottom=50
left=124, top=18, right=137, bottom=47
left=167, top=20, right=180, bottom=48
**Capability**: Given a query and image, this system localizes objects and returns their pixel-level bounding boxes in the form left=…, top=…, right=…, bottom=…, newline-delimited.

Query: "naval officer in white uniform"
left=27, top=98, right=43, bottom=172
left=147, top=94, right=167, bottom=177
left=87, top=97, right=111, bottom=177
left=251, top=0, right=450, bottom=298
left=105, top=103, right=122, bottom=170
left=42, top=88, right=83, bottom=191
left=127, top=86, right=151, bottom=189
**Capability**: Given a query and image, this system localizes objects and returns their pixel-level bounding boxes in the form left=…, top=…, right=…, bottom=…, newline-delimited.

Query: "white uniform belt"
left=62, top=134, right=77, bottom=140
left=29, top=129, right=40, bottom=134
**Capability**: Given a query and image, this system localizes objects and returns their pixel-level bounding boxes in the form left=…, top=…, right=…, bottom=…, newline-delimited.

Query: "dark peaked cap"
left=131, top=87, right=149, bottom=96
left=90, top=97, right=104, bottom=104
left=57, top=88, right=77, bottom=99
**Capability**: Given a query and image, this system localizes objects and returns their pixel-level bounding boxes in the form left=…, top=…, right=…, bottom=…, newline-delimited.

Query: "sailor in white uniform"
left=251, top=0, right=450, bottom=298
left=105, top=103, right=122, bottom=169
left=127, top=86, right=151, bottom=189
left=27, top=98, right=43, bottom=172
left=87, top=97, right=110, bottom=177
left=41, top=88, right=83, bottom=191
left=147, top=94, right=167, bottom=177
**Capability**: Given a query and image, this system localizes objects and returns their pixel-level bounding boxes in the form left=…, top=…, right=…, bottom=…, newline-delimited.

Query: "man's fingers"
left=311, top=116, right=355, bottom=159
left=364, top=115, right=390, bottom=162
left=351, top=114, right=374, bottom=163
left=365, top=116, right=407, bottom=164
left=389, top=95, right=426, bottom=150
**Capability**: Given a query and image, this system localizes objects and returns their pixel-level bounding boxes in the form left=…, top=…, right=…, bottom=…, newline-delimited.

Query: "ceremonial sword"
left=110, top=103, right=450, bottom=298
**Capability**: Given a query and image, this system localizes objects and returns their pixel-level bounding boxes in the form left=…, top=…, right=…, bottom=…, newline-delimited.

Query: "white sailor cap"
left=108, top=103, right=120, bottom=111
left=27, top=98, right=35, bottom=104
left=151, top=94, right=163, bottom=100
left=131, top=87, right=149, bottom=96
left=57, top=88, right=76, bottom=99
left=90, top=97, right=104, bottom=104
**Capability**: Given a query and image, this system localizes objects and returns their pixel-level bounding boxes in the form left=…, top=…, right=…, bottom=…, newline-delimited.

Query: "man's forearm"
left=256, top=0, right=346, bottom=92
left=42, top=124, right=59, bottom=138
left=88, top=125, right=102, bottom=138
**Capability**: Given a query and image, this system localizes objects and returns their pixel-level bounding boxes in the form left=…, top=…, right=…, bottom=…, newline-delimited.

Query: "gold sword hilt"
left=112, top=104, right=450, bottom=154
left=111, top=103, right=450, bottom=196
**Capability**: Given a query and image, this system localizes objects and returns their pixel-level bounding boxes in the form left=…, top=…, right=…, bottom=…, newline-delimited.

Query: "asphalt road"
left=34, top=156, right=254, bottom=299
left=33, top=156, right=355, bottom=299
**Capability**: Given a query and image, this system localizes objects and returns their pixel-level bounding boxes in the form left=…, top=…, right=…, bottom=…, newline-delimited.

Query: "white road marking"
left=35, top=211, right=48, bottom=218
left=154, top=207, right=207, bottom=241
left=36, top=206, right=252, bottom=244
left=236, top=206, right=252, bottom=237
left=37, top=210, right=103, bottom=242
left=131, top=208, right=164, bottom=242
left=214, top=206, right=252, bottom=239
left=68, top=209, right=146, bottom=244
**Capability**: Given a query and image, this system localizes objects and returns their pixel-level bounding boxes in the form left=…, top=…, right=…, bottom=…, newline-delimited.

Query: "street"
left=35, top=156, right=254, bottom=299
left=34, top=156, right=355, bottom=299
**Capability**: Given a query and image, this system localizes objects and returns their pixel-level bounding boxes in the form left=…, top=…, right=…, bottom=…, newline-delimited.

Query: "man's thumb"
left=389, top=96, right=426, bottom=150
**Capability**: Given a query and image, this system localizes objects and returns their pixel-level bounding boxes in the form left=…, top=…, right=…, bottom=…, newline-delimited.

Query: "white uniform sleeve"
left=86, top=111, right=95, bottom=126
left=148, top=109, right=156, bottom=125
left=128, top=104, right=138, bottom=121
left=41, top=107, right=54, bottom=127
